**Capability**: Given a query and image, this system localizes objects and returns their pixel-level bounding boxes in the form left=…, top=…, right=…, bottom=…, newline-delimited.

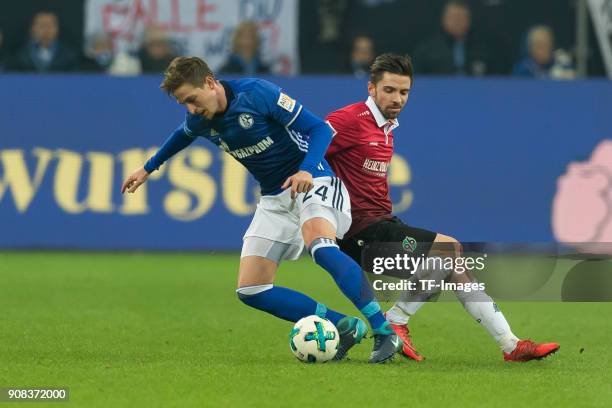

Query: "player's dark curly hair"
left=160, top=56, right=215, bottom=95
left=369, top=53, right=414, bottom=85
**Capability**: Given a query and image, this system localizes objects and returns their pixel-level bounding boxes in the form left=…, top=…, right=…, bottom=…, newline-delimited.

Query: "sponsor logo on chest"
left=221, top=136, right=275, bottom=159
left=362, top=158, right=390, bottom=176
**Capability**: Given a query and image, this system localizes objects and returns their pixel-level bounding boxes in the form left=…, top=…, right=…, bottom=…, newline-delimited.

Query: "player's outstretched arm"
left=120, top=123, right=196, bottom=195
left=144, top=124, right=196, bottom=173
left=121, top=167, right=150, bottom=194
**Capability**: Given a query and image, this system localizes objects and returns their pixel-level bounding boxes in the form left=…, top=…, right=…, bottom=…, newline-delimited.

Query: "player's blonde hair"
left=160, top=56, right=214, bottom=95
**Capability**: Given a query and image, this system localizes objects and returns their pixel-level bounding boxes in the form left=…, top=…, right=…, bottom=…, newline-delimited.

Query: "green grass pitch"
left=1, top=251, right=611, bottom=407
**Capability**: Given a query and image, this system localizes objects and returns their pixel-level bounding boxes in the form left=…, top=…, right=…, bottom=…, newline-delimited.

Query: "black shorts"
left=338, top=216, right=438, bottom=265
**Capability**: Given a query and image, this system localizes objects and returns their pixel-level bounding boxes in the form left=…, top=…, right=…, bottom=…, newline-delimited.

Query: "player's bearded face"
left=174, top=80, right=219, bottom=119
left=369, top=73, right=412, bottom=119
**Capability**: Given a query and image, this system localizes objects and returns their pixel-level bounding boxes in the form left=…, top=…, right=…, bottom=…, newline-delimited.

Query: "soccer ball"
left=289, top=315, right=339, bottom=363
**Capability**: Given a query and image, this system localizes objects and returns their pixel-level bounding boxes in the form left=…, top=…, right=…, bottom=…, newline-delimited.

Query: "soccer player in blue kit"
left=121, top=57, right=402, bottom=363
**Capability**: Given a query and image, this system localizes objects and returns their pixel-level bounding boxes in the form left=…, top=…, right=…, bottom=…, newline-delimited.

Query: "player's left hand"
left=121, top=167, right=150, bottom=194
left=282, top=170, right=314, bottom=199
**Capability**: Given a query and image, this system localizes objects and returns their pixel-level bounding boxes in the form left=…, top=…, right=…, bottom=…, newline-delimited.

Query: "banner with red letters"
left=84, top=0, right=299, bottom=74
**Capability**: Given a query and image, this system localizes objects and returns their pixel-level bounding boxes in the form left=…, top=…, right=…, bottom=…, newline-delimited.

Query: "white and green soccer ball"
left=289, top=315, right=339, bottom=363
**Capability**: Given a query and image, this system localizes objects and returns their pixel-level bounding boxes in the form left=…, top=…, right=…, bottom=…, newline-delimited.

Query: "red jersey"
left=325, top=97, right=399, bottom=237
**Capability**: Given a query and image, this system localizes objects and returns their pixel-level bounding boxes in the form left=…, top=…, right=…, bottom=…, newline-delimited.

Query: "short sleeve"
left=252, top=80, right=304, bottom=127
left=325, top=110, right=353, bottom=156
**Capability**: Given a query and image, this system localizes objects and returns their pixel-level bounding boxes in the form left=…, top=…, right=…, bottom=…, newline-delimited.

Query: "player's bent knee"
left=433, top=233, right=460, bottom=244
left=434, top=233, right=463, bottom=257
left=301, top=215, right=337, bottom=248
left=237, top=254, right=278, bottom=288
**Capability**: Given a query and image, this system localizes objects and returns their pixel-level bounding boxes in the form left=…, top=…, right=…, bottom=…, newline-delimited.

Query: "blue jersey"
left=145, top=78, right=335, bottom=195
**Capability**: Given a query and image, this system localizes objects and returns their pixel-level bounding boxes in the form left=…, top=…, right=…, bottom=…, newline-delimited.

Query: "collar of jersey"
left=213, top=80, right=235, bottom=119
left=365, top=96, right=399, bottom=130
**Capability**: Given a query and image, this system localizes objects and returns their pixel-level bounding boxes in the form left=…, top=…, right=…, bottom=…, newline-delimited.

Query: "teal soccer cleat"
left=368, top=321, right=403, bottom=364
left=332, top=316, right=368, bottom=361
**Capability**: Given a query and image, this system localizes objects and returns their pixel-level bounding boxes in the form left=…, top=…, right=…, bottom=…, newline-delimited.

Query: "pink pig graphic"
left=552, top=140, right=612, bottom=253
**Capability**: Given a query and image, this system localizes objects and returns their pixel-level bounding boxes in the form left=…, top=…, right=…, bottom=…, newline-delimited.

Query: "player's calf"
left=308, top=235, right=389, bottom=331
left=236, top=284, right=345, bottom=324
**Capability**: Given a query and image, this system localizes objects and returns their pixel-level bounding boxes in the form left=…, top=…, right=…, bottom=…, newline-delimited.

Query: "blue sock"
left=311, top=239, right=387, bottom=331
left=237, top=285, right=345, bottom=325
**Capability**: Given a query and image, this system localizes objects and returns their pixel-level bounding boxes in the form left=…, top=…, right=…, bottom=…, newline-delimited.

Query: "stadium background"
left=1, top=0, right=611, bottom=249
left=2, top=76, right=611, bottom=248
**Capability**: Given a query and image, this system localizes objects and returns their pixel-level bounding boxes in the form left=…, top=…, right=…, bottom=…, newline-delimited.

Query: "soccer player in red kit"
left=325, top=53, right=559, bottom=362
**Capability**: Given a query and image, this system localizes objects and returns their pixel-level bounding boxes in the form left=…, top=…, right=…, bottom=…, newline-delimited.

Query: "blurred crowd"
left=0, top=10, right=178, bottom=75
left=303, top=0, right=579, bottom=79
left=0, top=1, right=583, bottom=79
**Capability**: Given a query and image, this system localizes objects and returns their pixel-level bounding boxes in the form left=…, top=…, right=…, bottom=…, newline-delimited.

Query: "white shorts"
left=241, top=176, right=352, bottom=261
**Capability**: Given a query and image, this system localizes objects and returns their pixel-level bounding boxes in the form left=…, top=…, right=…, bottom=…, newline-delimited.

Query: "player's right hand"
left=121, top=167, right=150, bottom=194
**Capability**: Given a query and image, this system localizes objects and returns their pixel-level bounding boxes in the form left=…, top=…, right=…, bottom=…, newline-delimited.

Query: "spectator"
left=513, top=25, right=575, bottom=79
left=219, top=21, right=270, bottom=75
left=81, top=32, right=115, bottom=73
left=138, top=26, right=176, bottom=74
left=413, top=0, right=486, bottom=76
left=347, top=35, right=375, bottom=78
left=8, top=11, right=79, bottom=72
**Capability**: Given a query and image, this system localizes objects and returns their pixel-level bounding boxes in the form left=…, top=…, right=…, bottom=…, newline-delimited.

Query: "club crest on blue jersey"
left=238, top=113, right=254, bottom=129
